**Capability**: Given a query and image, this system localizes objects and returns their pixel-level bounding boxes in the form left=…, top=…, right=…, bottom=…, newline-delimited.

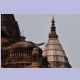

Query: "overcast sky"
left=14, top=14, right=80, bottom=68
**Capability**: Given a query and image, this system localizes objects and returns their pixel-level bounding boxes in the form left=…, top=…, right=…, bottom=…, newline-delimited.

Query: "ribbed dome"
left=2, top=41, right=37, bottom=68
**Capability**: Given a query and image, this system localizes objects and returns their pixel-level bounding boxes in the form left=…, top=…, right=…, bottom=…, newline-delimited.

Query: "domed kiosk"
left=2, top=41, right=48, bottom=68
left=2, top=41, right=36, bottom=68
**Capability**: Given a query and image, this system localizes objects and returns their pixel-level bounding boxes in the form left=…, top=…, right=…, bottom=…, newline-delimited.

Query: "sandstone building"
left=1, top=14, right=71, bottom=68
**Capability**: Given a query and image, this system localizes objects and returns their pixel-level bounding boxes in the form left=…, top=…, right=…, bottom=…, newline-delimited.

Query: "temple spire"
left=49, top=16, right=58, bottom=38
left=43, top=16, right=71, bottom=68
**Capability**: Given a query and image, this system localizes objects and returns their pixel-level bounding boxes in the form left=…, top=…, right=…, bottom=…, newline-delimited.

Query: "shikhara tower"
left=43, top=17, right=71, bottom=68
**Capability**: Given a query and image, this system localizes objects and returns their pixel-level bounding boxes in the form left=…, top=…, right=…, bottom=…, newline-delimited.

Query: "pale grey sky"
left=15, top=14, right=80, bottom=68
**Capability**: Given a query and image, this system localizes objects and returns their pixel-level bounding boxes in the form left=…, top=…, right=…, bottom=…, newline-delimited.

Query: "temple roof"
left=1, top=14, right=21, bottom=44
left=43, top=16, right=71, bottom=68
